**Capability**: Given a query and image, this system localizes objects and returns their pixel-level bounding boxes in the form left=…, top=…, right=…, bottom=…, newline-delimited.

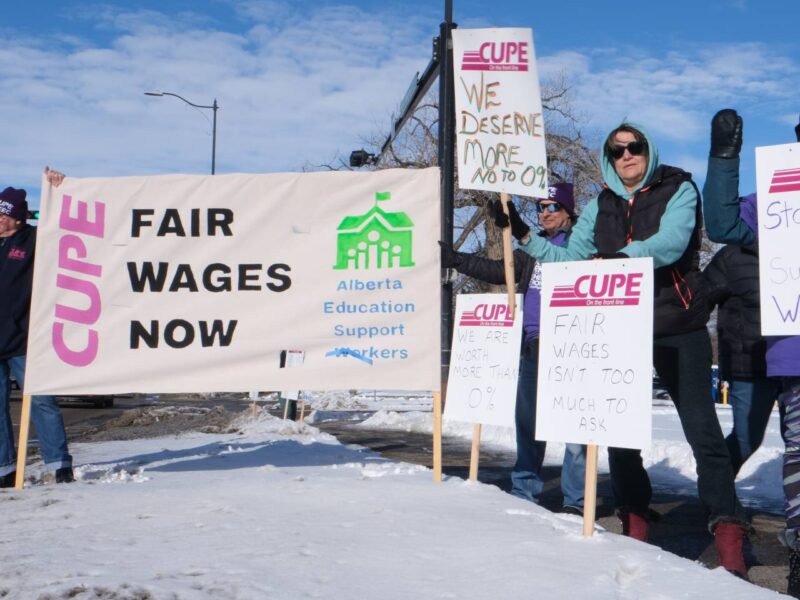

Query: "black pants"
left=608, top=328, right=745, bottom=525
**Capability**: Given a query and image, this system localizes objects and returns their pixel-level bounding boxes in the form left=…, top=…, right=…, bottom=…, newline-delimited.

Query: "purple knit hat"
left=0, top=187, right=28, bottom=224
left=740, top=193, right=758, bottom=239
left=540, top=182, right=576, bottom=217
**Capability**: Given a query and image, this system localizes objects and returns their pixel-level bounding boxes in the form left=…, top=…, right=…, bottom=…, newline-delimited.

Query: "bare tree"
left=323, top=73, right=602, bottom=294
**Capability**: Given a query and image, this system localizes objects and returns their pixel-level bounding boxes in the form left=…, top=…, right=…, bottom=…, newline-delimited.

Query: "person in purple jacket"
left=441, top=183, right=587, bottom=514
left=703, top=109, right=800, bottom=597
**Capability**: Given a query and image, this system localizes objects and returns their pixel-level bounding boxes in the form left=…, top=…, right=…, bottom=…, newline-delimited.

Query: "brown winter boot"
left=619, top=511, right=649, bottom=542
left=713, top=521, right=747, bottom=577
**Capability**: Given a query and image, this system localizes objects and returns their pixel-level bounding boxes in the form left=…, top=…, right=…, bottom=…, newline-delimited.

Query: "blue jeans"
left=725, top=377, right=780, bottom=475
left=511, top=343, right=586, bottom=508
left=0, top=355, right=72, bottom=476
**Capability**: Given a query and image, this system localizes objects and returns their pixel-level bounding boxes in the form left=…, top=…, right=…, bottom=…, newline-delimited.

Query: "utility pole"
left=438, top=0, right=456, bottom=386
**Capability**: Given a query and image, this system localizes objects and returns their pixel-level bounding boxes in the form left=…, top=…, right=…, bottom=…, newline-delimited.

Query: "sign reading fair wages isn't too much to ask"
left=536, top=258, right=654, bottom=450
left=452, top=28, right=548, bottom=196
left=25, top=168, right=441, bottom=395
left=756, top=142, right=800, bottom=335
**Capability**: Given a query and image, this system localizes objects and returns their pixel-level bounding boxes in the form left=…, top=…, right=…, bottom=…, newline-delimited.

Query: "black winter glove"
left=438, top=241, right=462, bottom=269
left=593, top=252, right=628, bottom=260
left=710, top=109, right=743, bottom=159
left=489, top=199, right=530, bottom=241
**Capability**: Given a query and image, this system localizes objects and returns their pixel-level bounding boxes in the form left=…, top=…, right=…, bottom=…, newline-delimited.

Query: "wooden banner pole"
left=468, top=423, right=481, bottom=481
left=499, top=192, right=516, bottom=320
left=582, top=444, right=599, bottom=537
left=433, top=391, right=443, bottom=481
left=282, top=397, right=290, bottom=420
left=14, top=394, right=33, bottom=490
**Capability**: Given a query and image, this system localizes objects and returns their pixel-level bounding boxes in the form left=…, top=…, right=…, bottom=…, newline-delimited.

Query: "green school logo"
left=333, top=192, right=415, bottom=270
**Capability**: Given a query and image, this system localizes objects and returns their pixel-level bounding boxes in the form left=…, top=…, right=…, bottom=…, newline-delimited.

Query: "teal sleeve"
left=520, top=199, right=599, bottom=262
left=621, top=181, right=697, bottom=268
left=702, top=156, right=756, bottom=245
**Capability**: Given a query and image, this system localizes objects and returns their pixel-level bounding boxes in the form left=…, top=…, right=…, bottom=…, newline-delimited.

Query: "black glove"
left=438, top=241, right=462, bottom=269
left=489, top=199, right=530, bottom=241
left=593, top=252, right=628, bottom=260
left=710, top=109, right=743, bottom=159
left=795, top=115, right=800, bottom=143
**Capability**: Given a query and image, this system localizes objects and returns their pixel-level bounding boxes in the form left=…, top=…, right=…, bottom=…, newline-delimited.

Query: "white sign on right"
left=756, top=142, right=800, bottom=335
left=536, top=258, right=654, bottom=450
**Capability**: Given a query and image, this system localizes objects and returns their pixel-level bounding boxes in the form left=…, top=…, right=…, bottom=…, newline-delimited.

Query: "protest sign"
left=756, top=143, right=800, bottom=334
left=536, top=259, right=653, bottom=450
left=25, top=168, right=441, bottom=394
left=444, top=294, right=523, bottom=427
left=452, top=28, right=548, bottom=196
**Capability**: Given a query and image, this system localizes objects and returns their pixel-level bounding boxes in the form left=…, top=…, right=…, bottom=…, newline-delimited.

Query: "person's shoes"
left=788, top=549, right=800, bottom=598
left=560, top=505, right=583, bottom=516
left=618, top=510, right=649, bottom=542
left=0, top=471, right=16, bottom=488
left=713, top=521, right=748, bottom=578
left=55, top=467, right=74, bottom=484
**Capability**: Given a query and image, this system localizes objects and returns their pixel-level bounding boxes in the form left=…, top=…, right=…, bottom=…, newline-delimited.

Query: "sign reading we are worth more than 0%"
left=445, top=294, right=522, bottom=428
left=756, top=142, right=800, bottom=335
left=452, top=28, right=548, bottom=196
left=536, top=259, right=654, bottom=450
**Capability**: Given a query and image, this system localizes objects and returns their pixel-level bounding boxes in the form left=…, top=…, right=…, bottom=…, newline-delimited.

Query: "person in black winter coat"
left=0, top=168, right=74, bottom=488
left=441, top=183, right=587, bottom=514
left=703, top=225, right=779, bottom=475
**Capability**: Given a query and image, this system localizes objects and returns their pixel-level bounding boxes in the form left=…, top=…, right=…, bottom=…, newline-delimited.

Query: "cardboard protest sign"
left=452, top=28, right=548, bottom=196
left=536, top=258, right=653, bottom=449
left=756, top=143, right=800, bottom=335
left=444, top=294, right=523, bottom=427
left=25, top=168, right=440, bottom=394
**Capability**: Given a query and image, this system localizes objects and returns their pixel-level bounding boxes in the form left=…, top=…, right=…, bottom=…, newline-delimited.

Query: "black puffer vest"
left=594, top=165, right=708, bottom=337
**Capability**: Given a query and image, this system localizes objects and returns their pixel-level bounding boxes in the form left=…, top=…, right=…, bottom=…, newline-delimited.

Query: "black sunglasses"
left=608, top=140, right=647, bottom=160
left=535, top=202, right=563, bottom=214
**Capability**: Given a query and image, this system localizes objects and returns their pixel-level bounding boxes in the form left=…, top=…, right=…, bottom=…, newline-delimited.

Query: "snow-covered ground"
left=1, top=394, right=784, bottom=599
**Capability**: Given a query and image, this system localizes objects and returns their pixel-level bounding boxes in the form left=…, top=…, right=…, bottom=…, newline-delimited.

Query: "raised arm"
left=702, top=110, right=756, bottom=245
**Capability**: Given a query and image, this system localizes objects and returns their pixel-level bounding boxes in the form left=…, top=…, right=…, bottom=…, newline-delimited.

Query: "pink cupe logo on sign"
left=769, top=168, right=800, bottom=194
left=461, top=42, right=529, bottom=72
left=550, top=273, right=643, bottom=308
left=459, top=303, right=515, bottom=327
left=8, top=247, right=26, bottom=260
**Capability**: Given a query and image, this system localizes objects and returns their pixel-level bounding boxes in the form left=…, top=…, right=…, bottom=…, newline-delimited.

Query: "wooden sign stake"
left=433, top=390, right=443, bottom=481
left=468, top=423, right=481, bottom=481
left=582, top=444, right=599, bottom=537
left=14, top=394, right=33, bottom=490
left=499, top=192, right=516, bottom=320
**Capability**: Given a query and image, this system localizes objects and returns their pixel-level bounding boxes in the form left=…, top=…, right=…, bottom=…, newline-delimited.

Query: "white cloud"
left=0, top=3, right=436, bottom=194
left=2, top=4, right=797, bottom=201
left=542, top=42, right=800, bottom=142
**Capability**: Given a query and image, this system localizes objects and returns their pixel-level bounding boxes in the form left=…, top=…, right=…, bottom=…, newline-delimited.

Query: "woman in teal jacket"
left=495, top=123, right=749, bottom=577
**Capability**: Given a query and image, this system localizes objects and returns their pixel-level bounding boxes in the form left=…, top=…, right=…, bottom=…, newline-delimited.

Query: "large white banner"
left=25, top=168, right=441, bottom=395
left=536, top=258, right=654, bottom=450
left=756, top=143, right=800, bottom=335
left=444, top=294, right=522, bottom=427
left=452, top=28, right=548, bottom=196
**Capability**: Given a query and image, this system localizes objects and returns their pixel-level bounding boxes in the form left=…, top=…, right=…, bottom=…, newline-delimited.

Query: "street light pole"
left=145, top=91, right=219, bottom=175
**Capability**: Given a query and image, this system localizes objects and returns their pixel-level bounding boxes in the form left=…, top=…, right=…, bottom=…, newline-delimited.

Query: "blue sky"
left=2, top=0, right=798, bottom=206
